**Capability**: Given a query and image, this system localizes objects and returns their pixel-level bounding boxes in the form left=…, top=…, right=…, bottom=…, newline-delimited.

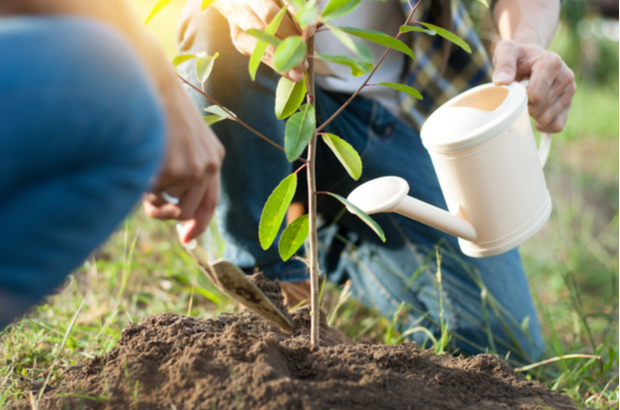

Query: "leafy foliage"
left=144, top=0, right=175, bottom=24
left=196, top=52, right=219, bottom=84
left=321, top=133, right=362, bottom=180
left=400, top=24, right=471, bottom=54
left=326, top=193, right=386, bottom=242
left=284, top=104, right=316, bottom=162
left=249, top=6, right=288, bottom=80
left=377, top=82, right=422, bottom=100
left=339, top=26, right=416, bottom=60
left=274, top=36, right=307, bottom=73
left=279, top=215, right=309, bottom=261
left=259, top=174, right=298, bottom=250
left=275, top=77, right=307, bottom=120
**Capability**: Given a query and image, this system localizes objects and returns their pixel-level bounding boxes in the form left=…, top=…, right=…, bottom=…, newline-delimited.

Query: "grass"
left=0, top=2, right=618, bottom=409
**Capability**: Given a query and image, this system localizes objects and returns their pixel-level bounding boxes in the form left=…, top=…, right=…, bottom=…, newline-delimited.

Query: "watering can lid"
left=420, top=82, right=528, bottom=153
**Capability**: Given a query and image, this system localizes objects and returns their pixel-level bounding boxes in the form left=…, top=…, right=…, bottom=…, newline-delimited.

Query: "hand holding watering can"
left=346, top=82, right=553, bottom=258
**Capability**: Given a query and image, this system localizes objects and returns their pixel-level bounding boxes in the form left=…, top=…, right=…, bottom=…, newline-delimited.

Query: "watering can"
left=346, top=82, right=553, bottom=258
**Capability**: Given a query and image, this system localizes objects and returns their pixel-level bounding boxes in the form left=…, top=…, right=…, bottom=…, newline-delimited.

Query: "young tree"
left=149, top=0, right=475, bottom=347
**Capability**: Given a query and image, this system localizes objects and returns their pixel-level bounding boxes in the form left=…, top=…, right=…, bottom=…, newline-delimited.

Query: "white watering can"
left=346, top=82, right=553, bottom=258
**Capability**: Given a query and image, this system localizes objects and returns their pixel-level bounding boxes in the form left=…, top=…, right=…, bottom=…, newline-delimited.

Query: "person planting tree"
left=0, top=0, right=224, bottom=329
left=177, top=0, right=576, bottom=363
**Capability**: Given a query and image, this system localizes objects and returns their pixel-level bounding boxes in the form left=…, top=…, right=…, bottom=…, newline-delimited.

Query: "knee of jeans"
left=58, top=18, right=166, bottom=184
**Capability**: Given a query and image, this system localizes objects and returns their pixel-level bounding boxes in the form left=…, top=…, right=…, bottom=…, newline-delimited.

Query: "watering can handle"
left=538, top=132, right=552, bottom=168
left=519, top=80, right=553, bottom=168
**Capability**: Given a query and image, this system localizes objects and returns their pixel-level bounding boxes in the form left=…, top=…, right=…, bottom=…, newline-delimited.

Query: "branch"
left=316, top=0, right=422, bottom=133
left=178, top=75, right=289, bottom=155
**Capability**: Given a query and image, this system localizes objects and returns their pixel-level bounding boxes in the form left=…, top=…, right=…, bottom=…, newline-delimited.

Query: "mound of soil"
left=22, top=276, right=577, bottom=410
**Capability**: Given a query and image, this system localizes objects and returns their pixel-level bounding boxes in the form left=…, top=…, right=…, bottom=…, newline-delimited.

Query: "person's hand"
left=213, top=0, right=312, bottom=82
left=492, top=40, right=576, bottom=133
left=142, top=80, right=225, bottom=244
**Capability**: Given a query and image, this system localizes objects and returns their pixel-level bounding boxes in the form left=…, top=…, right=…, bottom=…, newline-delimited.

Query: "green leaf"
left=284, top=104, right=316, bottom=162
left=325, top=23, right=374, bottom=63
left=398, top=25, right=437, bottom=36
left=416, top=23, right=471, bottom=53
left=195, top=52, right=219, bottom=84
left=321, top=133, right=362, bottom=180
left=259, top=174, right=298, bottom=250
left=203, top=115, right=226, bottom=126
left=249, top=6, right=288, bottom=81
left=275, top=77, right=307, bottom=120
left=377, top=82, right=422, bottom=100
left=339, top=26, right=415, bottom=60
left=314, top=54, right=373, bottom=77
left=474, top=0, right=489, bottom=7
left=201, top=0, right=217, bottom=11
left=204, top=105, right=236, bottom=117
left=274, top=36, right=307, bottom=73
left=172, top=54, right=197, bottom=66
left=245, top=29, right=282, bottom=47
left=203, top=106, right=236, bottom=125
left=278, top=215, right=309, bottom=261
left=144, top=0, right=174, bottom=24
left=321, top=0, right=364, bottom=22
left=295, top=3, right=319, bottom=29
left=327, top=193, right=386, bottom=242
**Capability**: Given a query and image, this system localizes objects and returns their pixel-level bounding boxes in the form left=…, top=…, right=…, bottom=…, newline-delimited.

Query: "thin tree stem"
left=316, top=0, right=421, bottom=133
left=306, top=34, right=320, bottom=349
left=178, top=75, right=289, bottom=155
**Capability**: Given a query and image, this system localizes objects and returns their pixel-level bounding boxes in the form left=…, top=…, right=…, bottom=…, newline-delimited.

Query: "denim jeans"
left=0, top=17, right=165, bottom=328
left=178, top=1, right=544, bottom=363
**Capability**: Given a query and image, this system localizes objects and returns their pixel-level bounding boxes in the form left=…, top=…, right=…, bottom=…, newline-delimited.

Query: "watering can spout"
left=395, top=196, right=477, bottom=242
left=346, top=176, right=477, bottom=242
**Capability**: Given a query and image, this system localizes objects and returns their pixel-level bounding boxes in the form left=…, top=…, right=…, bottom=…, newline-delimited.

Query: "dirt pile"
left=20, top=275, right=577, bottom=410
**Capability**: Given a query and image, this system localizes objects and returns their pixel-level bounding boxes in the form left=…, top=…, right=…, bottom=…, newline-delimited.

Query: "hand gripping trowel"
left=177, top=226, right=293, bottom=333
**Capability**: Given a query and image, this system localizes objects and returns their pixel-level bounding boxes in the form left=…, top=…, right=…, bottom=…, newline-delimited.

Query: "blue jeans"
left=178, top=2, right=544, bottom=363
left=0, top=17, right=165, bottom=328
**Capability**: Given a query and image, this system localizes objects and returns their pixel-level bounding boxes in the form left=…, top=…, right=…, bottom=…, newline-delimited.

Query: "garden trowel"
left=179, top=232, right=293, bottom=334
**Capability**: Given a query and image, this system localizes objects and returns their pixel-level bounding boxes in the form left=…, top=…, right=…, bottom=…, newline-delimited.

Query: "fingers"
left=492, top=40, right=576, bottom=133
left=177, top=170, right=221, bottom=244
left=532, top=82, right=576, bottom=133
left=492, top=40, right=520, bottom=85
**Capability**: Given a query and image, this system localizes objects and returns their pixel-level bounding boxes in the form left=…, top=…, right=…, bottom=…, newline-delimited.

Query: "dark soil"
left=20, top=276, right=578, bottom=410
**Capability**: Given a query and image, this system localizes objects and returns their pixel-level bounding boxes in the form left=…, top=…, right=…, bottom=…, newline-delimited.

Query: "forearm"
left=492, top=0, right=560, bottom=48
left=0, top=0, right=176, bottom=93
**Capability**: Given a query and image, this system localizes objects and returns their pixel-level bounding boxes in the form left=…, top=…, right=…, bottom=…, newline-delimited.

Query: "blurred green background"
left=1, top=0, right=617, bottom=408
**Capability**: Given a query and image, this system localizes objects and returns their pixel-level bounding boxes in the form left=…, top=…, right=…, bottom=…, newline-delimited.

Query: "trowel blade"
left=184, top=242, right=293, bottom=334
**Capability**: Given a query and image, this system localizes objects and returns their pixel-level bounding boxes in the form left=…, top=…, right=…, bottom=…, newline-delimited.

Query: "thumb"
left=492, top=40, right=519, bottom=85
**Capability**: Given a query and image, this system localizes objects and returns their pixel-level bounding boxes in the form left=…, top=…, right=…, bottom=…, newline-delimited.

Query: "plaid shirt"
left=399, top=0, right=494, bottom=130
